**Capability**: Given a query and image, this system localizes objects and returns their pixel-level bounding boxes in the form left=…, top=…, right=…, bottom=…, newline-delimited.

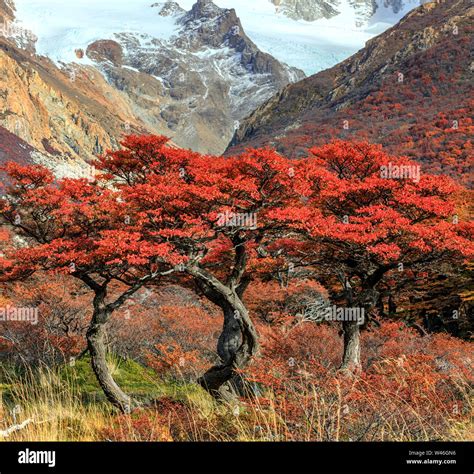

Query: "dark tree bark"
left=201, top=292, right=258, bottom=400
left=338, top=269, right=385, bottom=374
left=87, top=316, right=132, bottom=412
left=388, top=293, right=397, bottom=315
left=340, top=319, right=361, bottom=372
left=77, top=273, right=160, bottom=412
left=337, top=271, right=362, bottom=373
left=187, top=265, right=259, bottom=400
left=85, top=286, right=133, bottom=412
left=376, top=293, right=385, bottom=318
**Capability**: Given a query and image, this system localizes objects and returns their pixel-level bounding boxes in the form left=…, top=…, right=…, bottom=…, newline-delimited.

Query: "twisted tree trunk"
left=187, top=266, right=259, bottom=400
left=203, top=300, right=258, bottom=400
left=80, top=278, right=145, bottom=413
left=339, top=273, right=381, bottom=373
left=340, top=319, right=361, bottom=372
left=87, top=307, right=132, bottom=412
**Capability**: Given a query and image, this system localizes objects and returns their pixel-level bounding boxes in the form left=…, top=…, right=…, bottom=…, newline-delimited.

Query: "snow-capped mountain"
left=85, top=1, right=304, bottom=153
left=1, top=0, right=423, bottom=161
left=177, top=0, right=424, bottom=74
left=4, top=0, right=304, bottom=154
left=12, top=0, right=422, bottom=75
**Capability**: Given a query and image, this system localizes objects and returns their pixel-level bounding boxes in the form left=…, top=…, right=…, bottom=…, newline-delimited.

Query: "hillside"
left=0, top=125, right=34, bottom=165
left=0, top=35, right=150, bottom=173
left=228, top=0, right=473, bottom=183
left=5, top=0, right=303, bottom=155
left=0, top=0, right=423, bottom=163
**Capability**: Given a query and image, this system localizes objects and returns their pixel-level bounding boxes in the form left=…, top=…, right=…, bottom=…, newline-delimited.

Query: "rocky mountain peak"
left=271, top=0, right=340, bottom=21
left=178, top=0, right=242, bottom=50
left=89, top=0, right=304, bottom=153
left=0, top=0, right=303, bottom=158
left=187, top=0, right=224, bottom=19
left=153, top=1, right=185, bottom=17
left=270, top=1, right=424, bottom=26
left=0, top=0, right=14, bottom=21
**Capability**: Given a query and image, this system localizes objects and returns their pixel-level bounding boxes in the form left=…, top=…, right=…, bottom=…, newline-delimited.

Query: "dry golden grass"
left=0, top=364, right=472, bottom=442
left=0, top=366, right=113, bottom=441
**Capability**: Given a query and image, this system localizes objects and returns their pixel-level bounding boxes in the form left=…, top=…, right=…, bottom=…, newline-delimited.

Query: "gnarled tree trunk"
left=340, top=319, right=361, bottom=372
left=199, top=294, right=259, bottom=400
left=85, top=287, right=134, bottom=413
left=188, top=266, right=259, bottom=400
left=76, top=273, right=160, bottom=411
left=87, top=310, right=132, bottom=412
left=339, top=276, right=380, bottom=374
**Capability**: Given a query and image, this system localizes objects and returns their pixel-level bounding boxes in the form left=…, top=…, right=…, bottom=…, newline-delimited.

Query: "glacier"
left=13, top=0, right=422, bottom=75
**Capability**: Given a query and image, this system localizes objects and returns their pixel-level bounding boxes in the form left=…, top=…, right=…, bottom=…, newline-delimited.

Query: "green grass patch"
left=59, top=355, right=165, bottom=402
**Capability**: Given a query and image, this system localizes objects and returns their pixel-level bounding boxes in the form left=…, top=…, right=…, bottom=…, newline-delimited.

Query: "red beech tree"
left=0, top=162, right=181, bottom=411
left=274, top=141, right=474, bottom=372
left=97, top=136, right=298, bottom=399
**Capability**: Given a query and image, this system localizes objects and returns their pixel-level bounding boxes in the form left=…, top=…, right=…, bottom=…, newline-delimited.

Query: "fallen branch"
left=0, top=418, right=34, bottom=438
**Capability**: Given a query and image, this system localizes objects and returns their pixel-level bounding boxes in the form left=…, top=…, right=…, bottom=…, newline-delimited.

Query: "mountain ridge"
left=1, top=0, right=303, bottom=157
left=227, top=0, right=473, bottom=182
left=84, top=0, right=303, bottom=153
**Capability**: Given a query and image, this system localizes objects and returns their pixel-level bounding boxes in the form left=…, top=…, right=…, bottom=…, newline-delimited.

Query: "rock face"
left=228, top=0, right=473, bottom=181
left=0, top=0, right=36, bottom=52
left=0, top=36, right=150, bottom=175
left=0, top=0, right=303, bottom=159
left=85, top=0, right=304, bottom=154
left=155, top=1, right=185, bottom=17
left=0, top=0, right=157, bottom=175
left=270, top=0, right=417, bottom=24
left=0, top=0, right=13, bottom=23
left=271, top=0, right=340, bottom=21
